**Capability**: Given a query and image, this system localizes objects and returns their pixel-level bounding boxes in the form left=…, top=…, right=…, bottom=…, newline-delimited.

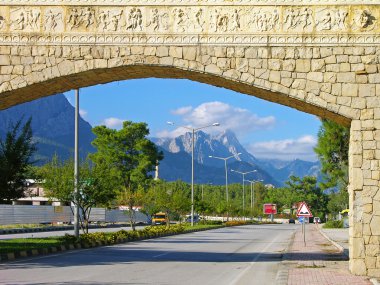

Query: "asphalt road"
left=0, top=224, right=297, bottom=285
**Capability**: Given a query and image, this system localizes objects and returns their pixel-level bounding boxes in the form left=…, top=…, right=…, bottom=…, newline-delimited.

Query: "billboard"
left=263, top=203, right=277, bottom=215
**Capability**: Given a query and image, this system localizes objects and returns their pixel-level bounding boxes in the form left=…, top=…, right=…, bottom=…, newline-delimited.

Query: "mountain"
left=258, top=158, right=322, bottom=185
left=153, top=130, right=279, bottom=186
left=156, top=147, right=279, bottom=186
left=153, top=129, right=258, bottom=168
left=0, top=93, right=95, bottom=164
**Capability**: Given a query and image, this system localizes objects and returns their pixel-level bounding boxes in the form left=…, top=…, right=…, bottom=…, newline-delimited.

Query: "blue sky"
left=64, top=78, right=321, bottom=161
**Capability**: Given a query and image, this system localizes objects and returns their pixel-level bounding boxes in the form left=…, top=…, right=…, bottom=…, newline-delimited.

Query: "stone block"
left=295, top=59, right=310, bottom=72
left=169, top=47, right=182, bottom=58
left=183, top=47, right=197, bottom=61
left=370, top=216, right=380, bottom=235
left=205, top=64, right=222, bottom=75
left=156, top=46, right=169, bottom=57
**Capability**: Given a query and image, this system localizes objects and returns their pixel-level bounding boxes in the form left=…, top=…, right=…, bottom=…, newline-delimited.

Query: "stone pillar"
left=349, top=119, right=380, bottom=277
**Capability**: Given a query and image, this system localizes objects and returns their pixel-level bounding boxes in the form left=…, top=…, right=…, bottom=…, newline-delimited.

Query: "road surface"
left=1, top=224, right=297, bottom=285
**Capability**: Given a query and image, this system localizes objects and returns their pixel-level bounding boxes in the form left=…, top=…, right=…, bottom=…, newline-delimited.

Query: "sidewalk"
left=282, top=224, right=371, bottom=285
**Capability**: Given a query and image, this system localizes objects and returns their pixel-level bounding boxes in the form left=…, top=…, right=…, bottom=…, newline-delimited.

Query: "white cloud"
left=248, top=135, right=318, bottom=161
left=101, top=117, right=125, bottom=129
left=79, top=109, right=88, bottom=118
left=158, top=101, right=275, bottom=138
left=171, top=106, right=193, bottom=115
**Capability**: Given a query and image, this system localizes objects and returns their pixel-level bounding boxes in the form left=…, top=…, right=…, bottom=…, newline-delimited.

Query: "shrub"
left=323, top=220, right=343, bottom=228
left=225, top=221, right=247, bottom=226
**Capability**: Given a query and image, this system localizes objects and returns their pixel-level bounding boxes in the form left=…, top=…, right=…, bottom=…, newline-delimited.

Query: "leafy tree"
left=90, top=121, right=163, bottom=230
left=0, top=118, right=36, bottom=204
left=314, top=119, right=349, bottom=190
left=327, top=190, right=349, bottom=216
left=314, top=119, right=350, bottom=217
left=41, top=155, right=116, bottom=233
left=284, top=175, right=328, bottom=218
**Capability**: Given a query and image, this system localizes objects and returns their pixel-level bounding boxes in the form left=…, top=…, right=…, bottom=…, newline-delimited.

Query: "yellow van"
left=152, top=212, right=167, bottom=225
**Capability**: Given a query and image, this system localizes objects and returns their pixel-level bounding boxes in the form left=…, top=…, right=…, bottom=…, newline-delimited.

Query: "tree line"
left=0, top=117, right=349, bottom=232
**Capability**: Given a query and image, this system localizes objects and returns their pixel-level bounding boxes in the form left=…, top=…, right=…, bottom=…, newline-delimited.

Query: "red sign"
left=296, top=202, right=313, bottom=217
left=263, top=203, right=277, bottom=215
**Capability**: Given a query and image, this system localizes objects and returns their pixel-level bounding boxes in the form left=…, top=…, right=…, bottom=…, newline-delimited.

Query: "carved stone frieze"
left=0, top=0, right=379, bottom=6
left=0, top=4, right=378, bottom=45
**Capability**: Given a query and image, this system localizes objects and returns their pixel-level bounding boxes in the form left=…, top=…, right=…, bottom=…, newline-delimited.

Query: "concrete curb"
left=316, top=225, right=348, bottom=257
left=0, top=225, right=225, bottom=263
left=276, top=231, right=297, bottom=285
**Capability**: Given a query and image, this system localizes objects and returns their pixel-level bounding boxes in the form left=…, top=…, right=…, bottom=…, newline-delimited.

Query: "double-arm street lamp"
left=167, top=121, right=220, bottom=226
left=208, top=153, right=241, bottom=220
left=231, top=169, right=257, bottom=213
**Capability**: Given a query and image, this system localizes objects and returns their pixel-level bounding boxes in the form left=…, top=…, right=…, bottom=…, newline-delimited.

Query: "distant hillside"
left=0, top=94, right=95, bottom=164
left=258, top=158, right=321, bottom=185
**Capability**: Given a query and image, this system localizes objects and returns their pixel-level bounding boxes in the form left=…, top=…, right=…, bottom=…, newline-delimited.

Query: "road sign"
left=263, top=203, right=277, bottom=215
left=298, top=217, right=304, bottom=223
left=296, top=202, right=313, bottom=217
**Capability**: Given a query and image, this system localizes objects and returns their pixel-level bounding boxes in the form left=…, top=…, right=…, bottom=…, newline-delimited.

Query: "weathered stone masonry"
left=0, top=0, right=380, bottom=277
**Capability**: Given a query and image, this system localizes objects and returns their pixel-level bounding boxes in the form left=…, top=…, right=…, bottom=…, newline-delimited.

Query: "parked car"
left=313, top=217, right=321, bottom=224
left=289, top=218, right=295, bottom=224
left=185, top=214, right=200, bottom=223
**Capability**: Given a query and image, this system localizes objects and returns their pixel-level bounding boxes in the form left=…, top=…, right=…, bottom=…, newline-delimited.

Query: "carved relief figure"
left=0, top=15, right=5, bottom=30
left=316, top=8, right=348, bottom=31
left=352, top=9, right=376, bottom=31
left=11, top=8, right=40, bottom=31
left=194, top=8, right=205, bottom=32
left=147, top=8, right=168, bottom=32
left=12, top=10, right=26, bottom=30
left=83, top=7, right=94, bottom=28
left=67, top=8, right=80, bottom=29
left=174, top=8, right=189, bottom=32
left=97, top=10, right=123, bottom=32
left=230, top=9, right=240, bottom=31
left=317, top=11, right=332, bottom=30
left=126, top=8, right=143, bottom=31
left=250, top=8, right=280, bottom=32
left=334, top=10, right=348, bottom=30
left=110, top=10, right=123, bottom=31
left=210, top=9, right=220, bottom=32
left=284, top=7, right=313, bottom=31
left=97, top=10, right=108, bottom=31
left=67, top=7, right=95, bottom=30
left=44, top=9, right=62, bottom=32
left=218, top=14, right=228, bottom=32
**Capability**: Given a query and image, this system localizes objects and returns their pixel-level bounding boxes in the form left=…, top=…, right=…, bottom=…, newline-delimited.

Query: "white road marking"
left=229, top=233, right=281, bottom=285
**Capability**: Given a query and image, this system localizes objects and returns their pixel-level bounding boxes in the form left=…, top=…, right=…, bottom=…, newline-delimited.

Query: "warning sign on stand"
left=296, top=202, right=313, bottom=217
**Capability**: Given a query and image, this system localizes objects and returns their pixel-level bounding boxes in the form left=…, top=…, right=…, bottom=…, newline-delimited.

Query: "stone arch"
left=0, top=0, right=379, bottom=277
left=0, top=45, right=354, bottom=127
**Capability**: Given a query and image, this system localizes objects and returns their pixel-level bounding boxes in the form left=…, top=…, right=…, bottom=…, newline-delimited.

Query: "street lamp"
left=209, top=153, right=241, bottom=220
left=231, top=169, right=257, bottom=214
left=167, top=121, right=220, bottom=226
left=244, top=179, right=264, bottom=212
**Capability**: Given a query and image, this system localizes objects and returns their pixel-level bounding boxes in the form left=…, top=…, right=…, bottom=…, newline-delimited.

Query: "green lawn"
left=0, top=237, right=65, bottom=254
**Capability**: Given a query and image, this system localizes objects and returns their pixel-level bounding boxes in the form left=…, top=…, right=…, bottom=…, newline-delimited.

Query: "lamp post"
left=74, top=89, right=80, bottom=237
left=231, top=169, right=257, bottom=214
left=167, top=121, right=220, bottom=226
left=208, top=153, right=241, bottom=220
left=244, top=179, right=264, bottom=213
